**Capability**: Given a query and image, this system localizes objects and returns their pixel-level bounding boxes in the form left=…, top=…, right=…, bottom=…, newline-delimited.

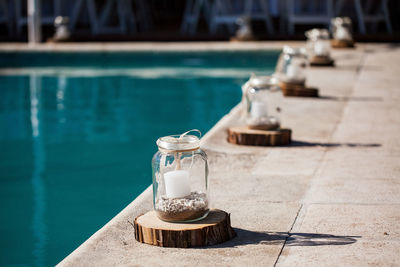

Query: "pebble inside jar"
left=152, top=130, right=209, bottom=222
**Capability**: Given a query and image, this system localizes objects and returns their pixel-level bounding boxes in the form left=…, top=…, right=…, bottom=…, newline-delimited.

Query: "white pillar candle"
left=164, top=170, right=191, bottom=198
left=251, top=101, right=268, bottom=119
left=287, top=64, right=302, bottom=80
left=314, top=41, right=330, bottom=56
left=336, top=27, right=351, bottom=41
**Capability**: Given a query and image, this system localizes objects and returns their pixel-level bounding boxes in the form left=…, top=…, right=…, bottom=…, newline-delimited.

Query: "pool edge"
left=0, top=41, right=305, bottom=53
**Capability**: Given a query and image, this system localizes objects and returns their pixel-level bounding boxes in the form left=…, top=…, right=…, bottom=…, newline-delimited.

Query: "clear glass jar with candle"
left=152, top=130, right=209, bottom=222
left=305, top=28, right=331, bottom=59
left=331, top=17, right=353, bottom=42
left=243, top=75, right=282, bottom=130
left=274, top=45, right=308, bottom=85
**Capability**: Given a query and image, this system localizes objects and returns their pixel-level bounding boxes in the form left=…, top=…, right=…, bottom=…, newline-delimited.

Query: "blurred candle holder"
left=331, top=17, right=355, bottom=48
left=227, top=75, right=292, bottom=146
left=273, top=46, right=319, bottom=97
left=275, top=45, right=308, bottom=86
left=152, top=130, right=209, bottom=222
left=306, top=28, right=335, bottom=66
left=242, top=75, right=282, bottom=130
left=231, top=16, right=256, bottom=42
left=53, top=16, right=70, bottom=42
left=134, top=131, right=236, bottom=248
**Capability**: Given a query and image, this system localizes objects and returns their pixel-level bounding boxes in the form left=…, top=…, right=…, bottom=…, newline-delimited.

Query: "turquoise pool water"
left=0, top=50, right=278, bottom=266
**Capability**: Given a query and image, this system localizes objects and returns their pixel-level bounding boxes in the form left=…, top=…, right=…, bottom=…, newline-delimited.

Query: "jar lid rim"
left=156, top=130, right=201, bottom=151
left=249, top=75, right=279, bottom=90
left=305, top=28, right=330, bottom=40
left=331, top=16, right=351, bottom=25
left=283, top=45, right=307, bottom=57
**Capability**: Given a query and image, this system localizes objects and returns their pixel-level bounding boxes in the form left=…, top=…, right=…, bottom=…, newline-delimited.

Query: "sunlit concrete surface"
left=0, top=41, right=304, bottom=52
left=48, top=42, right=400, bottom=266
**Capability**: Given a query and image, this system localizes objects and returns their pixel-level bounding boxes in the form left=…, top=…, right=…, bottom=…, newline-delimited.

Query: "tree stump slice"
left=331, top=39, right=355, bottom=48
left=230, top=36, right=257, bottom=42
left=227, top=126, right=291, bottom=146
left=134, top=209, right=236, bottom=248
left=310, top=56, right=335, bottom=67
left=279, top=82, right=319, bottom=98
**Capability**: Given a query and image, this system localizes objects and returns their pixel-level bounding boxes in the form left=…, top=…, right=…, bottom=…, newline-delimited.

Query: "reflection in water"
left=30, top=74, right=46, bottom=267
left=57, top=76, right=66, bottom=112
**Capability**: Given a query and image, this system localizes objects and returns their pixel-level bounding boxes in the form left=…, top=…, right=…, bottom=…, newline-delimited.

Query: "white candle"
left=164, top=170, right=191, bottom=198
left=287, top=64, right=301, bottom=80
left=336, top=27, right=351, bottom=41
left=251, top=101, right=268, bottom=119
left=314, top=41, right=329, bottom=56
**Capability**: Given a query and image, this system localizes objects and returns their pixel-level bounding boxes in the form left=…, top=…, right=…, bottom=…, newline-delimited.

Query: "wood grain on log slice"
left=331, top=39, right=355, bottom=48
left=279, top=82, right=319, bottom=97
left=310, top=56, right=335, bottom=66
left=248, top=123, right=280, bottom=131
left=227, top=126, right=291, bottom=146
left=134, top=209, right=236, bottom=248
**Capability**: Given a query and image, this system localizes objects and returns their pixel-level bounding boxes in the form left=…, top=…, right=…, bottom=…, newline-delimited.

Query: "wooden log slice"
left=230, top=36, right=257, bottom=42
left=310, top=56, right=335, bottom=66
left=134, top=209, right=236, bottom=248
left=279, top=82, right=319, bottom=97
left=248, top=123, right=280, bottom=131
left=331, top=39, right=355, bottom=48
left=227, top=126, right=292, bottom=146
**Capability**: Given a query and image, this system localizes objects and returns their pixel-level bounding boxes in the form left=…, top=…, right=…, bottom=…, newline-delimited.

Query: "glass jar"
left=331, top=17, right=353, bottom=42
left=152, top=130, right=209, bottom=222
left=243, top=75, right=282, bottom=130
left=305, top=28, right=331, bottom=58
left=274, top=45, right=308, bottom=85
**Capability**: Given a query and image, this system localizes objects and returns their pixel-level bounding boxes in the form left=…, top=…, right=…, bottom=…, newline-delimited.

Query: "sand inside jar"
left=155, top=192, right=208, bottom=222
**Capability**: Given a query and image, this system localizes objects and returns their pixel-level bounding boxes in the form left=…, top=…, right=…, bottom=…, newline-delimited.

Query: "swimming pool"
left=0, top=50, right=279, bottom=266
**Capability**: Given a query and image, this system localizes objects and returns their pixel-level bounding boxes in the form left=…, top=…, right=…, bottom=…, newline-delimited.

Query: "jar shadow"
left=194, top=229, right=360, bottom=249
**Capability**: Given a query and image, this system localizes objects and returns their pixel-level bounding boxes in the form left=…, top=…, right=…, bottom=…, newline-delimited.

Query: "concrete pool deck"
left=26, top=42, right=399, bottom=266
left=0, top=41, right=300, bottom=52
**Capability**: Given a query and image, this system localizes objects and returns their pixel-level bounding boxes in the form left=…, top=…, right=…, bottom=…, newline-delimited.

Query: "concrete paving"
left=57, top=42, right=400, bottom=266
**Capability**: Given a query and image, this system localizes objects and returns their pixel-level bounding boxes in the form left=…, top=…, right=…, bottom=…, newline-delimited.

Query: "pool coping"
left=0, top=41, right=305, bottom=52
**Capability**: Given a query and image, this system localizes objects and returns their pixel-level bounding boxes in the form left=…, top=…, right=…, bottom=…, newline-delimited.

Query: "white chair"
left=69, top=0, right=101, bottom=35
left=15, top=0, right=63, bottom=37
left=127, top=0, right=152, bottom=32
left=209, top=0, right=235, bottom=34
left=181, top=0, right=213, bottom=35
left=336, top=0, right=392, bottom=34
left=247, top=0, right=274, bottom=34
left=285, top=0, right=334, bottom=35
left=209, top=0, right=274, bottom=35
left=70, top=0, right=144, bottom=35
left=97, top=0, right=132, bottom=34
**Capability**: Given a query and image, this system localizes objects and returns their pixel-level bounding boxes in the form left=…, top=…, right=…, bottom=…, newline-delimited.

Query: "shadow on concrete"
left=318, top=95, right=383, bottom=102
left=365, top=44, right=400, bottom=54
left=332, top=65, right=383, bottom=71
left=289, top=140, right=381, bottom=148
left=285, top=232, right=360, bottom=246
left=331, top=53, right=360, bottom=60
left=208, top=229, right=360, bottom=248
